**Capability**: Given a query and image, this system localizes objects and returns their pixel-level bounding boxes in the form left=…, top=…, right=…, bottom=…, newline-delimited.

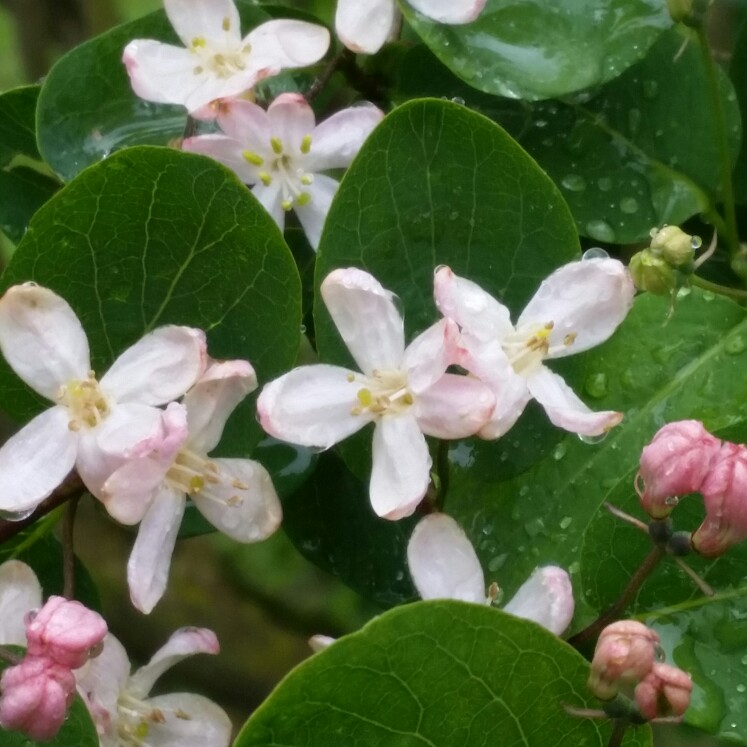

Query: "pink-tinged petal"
left=528, top=366, right=623, bottom=436
left=185, top=359, right=257, bottom=454
left=503, top=566, right=575, bottom=635
left=127, top=485, right=185, bottom=614
left=182, top=135, right=259, bottom=184
left=403, top=318, right=460, bottom=393
left=408, top=0, right=486, bottom=24
left=137, top=692, right=232, bottom=747
left=0, top=284, right=89, bottom=399
left=246, top=20, right=330, bottom=71
left=215, top=99, right=271, bottom=149
left=407, top=514, right=485, bottom=603
left=192, top=458, right=281, bottom=542
left=257, top=365, right=367, bottom=449
left=415, top=373, right=494, bottom=439
left=0, top=406, right=77, bottom=515
left=370, top=415, right=430, bottom=519
left=335, top=0, right=399, bottom=53
left=164, top=0, right=241, bottom=48
left=129, top=628, right=220, bottom=698
left=0, top=561, right=42, bottom=647
left=101, top=326, right=206, bottom=405
left=321, top=268, right=405, bottom=375
left=304, top=104, right=383, bottom=172
left=294, top=174, right=339, bottom=250
left=252, top=181, right=285, bottom=230
left=518, top=258, right=635, bottom=359
left=267, top=93, right=316, bottom=154
left=433, top=266, right=514, bottom=343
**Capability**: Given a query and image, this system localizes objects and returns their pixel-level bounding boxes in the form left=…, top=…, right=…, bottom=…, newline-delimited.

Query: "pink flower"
left=434, top=259, right=635, bottom=438
left=123, top=0, right=330, bottom=114
left=634, top=662, right=692, bottom=721
left=637, top=420, right=722, bottom=519
left=258, top=269, right=495, bottom=519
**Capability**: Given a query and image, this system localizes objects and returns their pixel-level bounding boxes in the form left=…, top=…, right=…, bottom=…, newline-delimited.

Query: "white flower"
left=123, top=0, right=330, bottom=115
left=103, top=360, right=282, bottom=614
left=434, top=258, right=635, bottom=438
left=407, top=513, right=575, bottom=635
left=75, top=628, right=231, bottom=747
left=0, top=284, right=206, bottom=518
left=335, top=0, right=486, bottom=54
left=257, top=268, right=495, bottom=520
left=183, top=94, right=383, bottom=249
left=0, top=560, right=42, bottom=647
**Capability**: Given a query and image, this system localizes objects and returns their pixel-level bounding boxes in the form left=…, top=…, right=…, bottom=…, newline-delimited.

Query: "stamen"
left=243, top=150, right=264, bottom=166
left=259, top=171, right=272, bottom=186
left=191, top=36, right=206, bottom=48
left=193, top=66, right=204, bottom=75
left=296, top=192, right=311, bottom=206
left=564, top=332, right=577, bottom=346
left=300, top=174, right=314, bottom=186
left=222, top=16, right=231, bottom=31
left=281, top=199, right=293, bottom=211
left=300, top=135, right=312, bottom=154
left=270, top=137, right=283, bottom=155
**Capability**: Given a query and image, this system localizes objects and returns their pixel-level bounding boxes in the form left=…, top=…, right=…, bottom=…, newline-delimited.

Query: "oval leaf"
left=0, top=86, right=41, bottom=166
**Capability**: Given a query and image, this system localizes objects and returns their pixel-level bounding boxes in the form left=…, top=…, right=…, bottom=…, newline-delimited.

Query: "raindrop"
left=585, top=219, right=616, bottom=243
left=664, top=495, right=679, bottom=506
left=552, top=443, right=567, bottom=461
left=578, top=432, right=608, bottom=445
left=725, top=336, right=746, bottom=355
left=741, top=654, right=747, bottom=665
left=691, top=235, right=703, bottom=249
left=584, top=372, right=609, bottom=399
left=561, top=174, right=587, bottom=192
left=619, top=197, right=639, bottom=214
left=737, top=684, right=746, bottom=693
left=628, top=108, right=641, bottom=134
left=582, top=247, right=609, bottom=260
left=702, top=291, right=715, bottom=302
left=524, top=517, right=545, bottom=537
left=488, top=554, right=508, bottom=572
left=568, top=561, right=581, bottom=574
left=519, top=485, right=530, bottom=497
left=597, top=177, right=612, bottom=192
left=643, top=80, right=659, bottom=99
left=534, top=119, right=548, bottom=128
left=450, top=97, right=465, bottom=106
left=0, top=507, right=36, bottom=521
left=559, top=516, right=572, bottom=529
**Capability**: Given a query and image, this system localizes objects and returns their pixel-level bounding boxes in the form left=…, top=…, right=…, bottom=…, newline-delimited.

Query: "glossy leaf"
left=731, top=18, right=747, bottom=204
left=0, top=86, right=40, bottom=166
left=235, top=601, right=652, bottom=747
left=0, top=168, right=59, bottom=244
left=402, top=0, right=671, bottom=101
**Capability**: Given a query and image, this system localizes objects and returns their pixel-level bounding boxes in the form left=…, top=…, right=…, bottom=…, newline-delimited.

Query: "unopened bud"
left=634, top=662, right=692, bottom=720
left=637, top=421, right=721, bottom=519
left=649, top=225, right=697, bottom=268
left=629, top=250, right=677, bottom=295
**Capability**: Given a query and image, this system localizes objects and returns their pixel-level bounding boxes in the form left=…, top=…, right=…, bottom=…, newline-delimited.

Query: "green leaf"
left=731, top=17, right=747, bottom=204
left=402, top=0, right=671, bottom=101
left=0, top=146, right=301, bottom=456
left=235, top=601, right=652, bottom=746
left=0, top=167, right=59, bottom=244
left=0, top=86, right=41, bottom=166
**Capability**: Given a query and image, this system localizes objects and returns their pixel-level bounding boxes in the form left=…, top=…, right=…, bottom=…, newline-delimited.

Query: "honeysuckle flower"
left=406, top=513, right=575, bottom=635
left=634, top=662, right=692, bottom=721
left=183, top=95, right=383, bottom=249
left=258, top=268, right=495, bottom=520
left=0, top=284, right=206, bottom=517
left=434, top=258, right=635, bottom=438
left=335, top=0, right=486, bottom=54
left=0, top=560, right=42, bottom=647
left=123, top=0, right=330, bottom=114
left=103, top=359, right=282, bottom=613
left=75, top=628, right=231, bottom=747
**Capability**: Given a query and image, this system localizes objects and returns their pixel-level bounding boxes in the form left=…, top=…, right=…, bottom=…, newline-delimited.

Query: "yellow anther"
left=402, top=393, right=414, bottom=405
left=191, top=36, right=206, bottom=48
left=242, top=150, right=264, bottom=166
left=300, top=135, right=312, bottom=154
left=222, top=16, right=231, bottom=31
left=296, top=192, right=311, bottom=206
left=564, top=332, right=577, bottom=346
left=357, top=388, right=373, bottom=407
left=227, top=495, right=242, bottom=507
left=300, top=174, right=314, bottom=186
left=270, top=137, right=283, bottom=154
left=68, top=421, right=81, bottom=432
left=193, top=66, right=204, bottom=75
left=346, top=373, right=355, bottom=382
left=135, top=722, right=150, bottom=738
left=175, top=709, right=192, bottom=720
left=259, top=171, right=272, bottom=186
left=214, top=53, right=226, bottom=65
left=189, top=476, right=205, bottom=494
left=231, top=479, right=249, bottom=490
left=281, top=199, right=293, bottom=211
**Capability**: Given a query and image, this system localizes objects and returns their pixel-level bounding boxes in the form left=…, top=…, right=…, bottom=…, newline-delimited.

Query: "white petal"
left=137, top=693, right=232, bottom=747
left=192, top=458, right=281, bottom=542
left=164, top=0, right=241, bottom=48
left=257, top=364, right=368, bottom=449
left=402, top=318, right=459, bottom=393
left=517, top=258, right=635, bottom=358
left=182, top=135, right=258, bottom=184
left=267, top=93, right=316, bottom=154
left=407, top=514, right=485, bottom=603
left=320, top=268, right=405, bottom=375
left=127, top=485, right=185, bottom=614
left=0, top=561, right=42, bottom=646
left=185, top=359, right=257, bottom=454
left=304, top=104, right=384, bottom=172
left=527, top=366, right=623, bottom=436
left=0, top=406, right=77, bottom=515
left=503, top=566, right=575, bottom=635
left=370, top=415, right=430, bottom=519
left=0, top=284, right=89, bottom=399
left=415, top=374, right=494, bottom=439
left=101, top=326, right=206, bottom=405
left=408, top=0, right=486, bottom=24
left=215, top=99, right=271, bottom=149
left=252, top=181, right=285, bottom=230
left=246, top=20, right=330, bottom=70
left=129, top=628, right=220, bottom=698
left=294, top=174, right=338, bottom=250
left=335, top=0, right=399, bottom=53
left=433, top=266, right=514, bottom=344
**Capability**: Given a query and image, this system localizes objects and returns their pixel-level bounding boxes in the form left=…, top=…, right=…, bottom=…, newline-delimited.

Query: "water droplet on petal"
left=578, top=432, right=608, bottom=445
left=664, top=495, right=679, bottom=506
left=0, top=507, right=36, bottom=521
left=582, top=247, right=609, bottom=260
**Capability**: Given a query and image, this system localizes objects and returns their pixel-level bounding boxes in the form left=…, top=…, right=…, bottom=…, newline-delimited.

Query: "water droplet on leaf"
left=585, top=219, right=616, bottom=243
left=584, top=372, right=609, bottom=398
left=725, top=336, right=746, bottom=355
left=561, top=174, right=587, bottom=192
left=619, top=197, right=639, bottom=214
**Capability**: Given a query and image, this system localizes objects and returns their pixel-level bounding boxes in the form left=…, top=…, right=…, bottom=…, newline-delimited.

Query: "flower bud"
left=634, top=662, right=692, bottom=720
left=587, top=621, right=660, bottom=700
left=629, top=250, right=677, bottom=295
left=692, top=442, right=747, bottom=557
left=637, top=420, right=721, bottom=519
left=650, top=225, right=698, bottom=268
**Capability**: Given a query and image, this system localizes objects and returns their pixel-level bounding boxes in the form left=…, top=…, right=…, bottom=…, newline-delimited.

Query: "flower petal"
left=503, top=566, right=575, bottom=635
left=101, top=326, right=206, bottom=405
left=267, top=93, right=316, bottom=153
left=335, top=0, right=399, bottom=53
left=0, top=406, right=77, bottom=515
left=304, top=104, right=383, bottom=172
left=257, top=364, right=368, bottom=449
left=528, top=366, right=623, bottom=436
left=164, top=0, right=240, bottom=48
left=294, top=174, right=339, bottom=250
left=192, top=458, right=281, bottom=542
left=321, top=268, right=405, bottom=375
left=517, top=258, right=635, bottom=358
left=252, top=181, right=285, bottom=230
left=0, top=561, right=42, bottom=646
left=370, top=415, right=430, bottom=519
left=127, top=485, right=185, bottom=614
left=215, top=99, right=271, bottom=149
left=402, top=318, right=459, bottom=393
left=407, top=514, right=485, bottom=603
left=182, top=135, right=258, bottom=184
left=246, top=20, right=330, bottom=71
left=408, top=0, right=486, bottom=24
left=0, top=284, right=90, bottom=399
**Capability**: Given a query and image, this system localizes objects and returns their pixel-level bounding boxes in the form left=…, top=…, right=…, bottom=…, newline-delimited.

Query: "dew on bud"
left=582, top=247, right=609, bottom=261
left=664, top=495, right=679, bottom=506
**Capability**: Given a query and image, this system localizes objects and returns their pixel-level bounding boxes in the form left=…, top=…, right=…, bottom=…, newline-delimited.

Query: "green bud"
left=649, top=225, right=698, bottom=267
left=629, top=250, right=677, bottom=295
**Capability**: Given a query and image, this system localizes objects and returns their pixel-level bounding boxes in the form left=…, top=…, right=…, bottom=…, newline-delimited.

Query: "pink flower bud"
left=587, top=621, right=660, bottom=700
left=692, top=442, right=747, bottom=557
left=25, top=596, right=108, bottom=670
left=0, top=656, right=76, bottom=741
left=634, top=662, right=692, bottom=721
left=637, top=420, right=721, bottom=518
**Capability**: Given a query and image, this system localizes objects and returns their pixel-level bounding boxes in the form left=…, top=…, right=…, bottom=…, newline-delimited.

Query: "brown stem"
left=306, top=48, right=351, bottom=102
left=607, top=721, right=628, bottom=747
left=0, top=645, right=20, bottom=665
left=62, top=495, right=80, bottom=599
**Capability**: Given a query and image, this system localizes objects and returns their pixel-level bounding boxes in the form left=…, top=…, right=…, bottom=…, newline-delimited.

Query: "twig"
left=672, top=556, right=715, bottom=596
left=62, top=496, right=80, bottom=600
left=306, top=48, right=351, bottom=102
left=607, top=721, right=628, bottom=747
left=604, top=502, right=648, bottom=533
